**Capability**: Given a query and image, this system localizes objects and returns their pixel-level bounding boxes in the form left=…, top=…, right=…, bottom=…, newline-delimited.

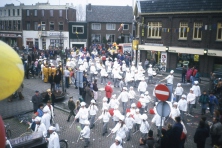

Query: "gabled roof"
left=86, top=5, right=133, bottom=23
left=137, top=0, right=222, bottom=14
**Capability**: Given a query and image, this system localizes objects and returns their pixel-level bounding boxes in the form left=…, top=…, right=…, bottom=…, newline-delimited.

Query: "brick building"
left=134, top=0, right=222, bottom=77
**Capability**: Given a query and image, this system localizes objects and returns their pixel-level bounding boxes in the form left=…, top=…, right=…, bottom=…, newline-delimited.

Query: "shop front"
left=0, top=32, right=22, bottom=49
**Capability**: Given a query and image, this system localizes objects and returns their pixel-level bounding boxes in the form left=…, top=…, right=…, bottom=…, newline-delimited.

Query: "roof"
left=137, top=0, right=222, bottom=14
left=86, top=5, right=133, bottom=23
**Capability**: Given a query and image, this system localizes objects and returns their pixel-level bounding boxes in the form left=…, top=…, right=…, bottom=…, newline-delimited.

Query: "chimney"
left=87, top=3, right=91, bottom=11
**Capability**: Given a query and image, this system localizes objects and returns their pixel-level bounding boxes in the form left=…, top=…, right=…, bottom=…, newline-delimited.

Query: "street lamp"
left=166, top=46, right=169, bottom=52
left=204, top=49, right=208, bottom=55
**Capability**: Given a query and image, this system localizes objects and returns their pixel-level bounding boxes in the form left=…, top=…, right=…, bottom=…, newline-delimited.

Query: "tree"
left=76, top=4, right=86, bottom=22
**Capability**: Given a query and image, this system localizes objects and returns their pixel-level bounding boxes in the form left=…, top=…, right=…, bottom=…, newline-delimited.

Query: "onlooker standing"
left=187, top=88, right=196, bottom=115
left=67, top=97, right=76, bottom=122
left=64, top=67, right=70, bottom=88
left=209, top=92, right=219, bottom=117
left=54, top=70, right=61, bottom=92
left=199, top=90, right=209, bottom=115
left=145, top=130, right=155, bottom=148
left=194, top=120, right=209, bottom=148
left=171, top=117, right=183, bottom=148
left=105, top=81, right=113, bottom=103
left=32, top=90, right=43, bottom=113
left=44, top=89, right=56, bottom=108
left=48, top=72, right=55, bottom=92
left=17, top=83, right=24, bottom=100
left=92, top=79, right=98, bottom=101
left=181, top=66, right=187, bottom=83
left=210, top=117, right=222, bottom=146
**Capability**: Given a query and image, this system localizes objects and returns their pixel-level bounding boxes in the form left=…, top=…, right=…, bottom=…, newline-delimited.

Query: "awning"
left=169, top=47, right=204, bottom=55
left=207, top=49, right=222, bottom=57
left=138, top=45, right=166, bottom=52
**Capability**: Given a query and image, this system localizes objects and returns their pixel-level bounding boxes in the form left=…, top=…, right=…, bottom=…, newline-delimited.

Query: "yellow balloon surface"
left=0, top=41, right=24, bottom=100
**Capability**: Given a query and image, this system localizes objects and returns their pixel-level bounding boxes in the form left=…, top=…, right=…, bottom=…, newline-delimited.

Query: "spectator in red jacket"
left=105, top=81, right=113, bottom=103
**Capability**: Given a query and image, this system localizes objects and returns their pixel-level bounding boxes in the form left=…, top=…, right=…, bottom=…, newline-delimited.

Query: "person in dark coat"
left=48, top=72, right=55, bottom=92
left=145, top=130, right=156, bottom=148
left=210, top=117, right=222, bottom=146
left=54, top=70, right=61, bottom=92
left=199, top=90, right=209, bottom=115
left=32, top=90, right=43, bottom=113
left=44, top=89, right=56, bottom=108
left=194, top=120, right=209, bottom=148
left=171, top=116, right=183, bottom=148
left=84, top=83, right=93, bottom=106
left=67, top=97, right=76, bottom=122
left=158, top=128, right=169, bottom=148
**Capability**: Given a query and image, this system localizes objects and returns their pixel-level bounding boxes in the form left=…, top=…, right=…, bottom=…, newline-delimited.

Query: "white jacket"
left=122, top=64, right=127, bottom=71
left=134, top=113, right=142, bottom=124
left=109, top=99, right=120, bottom=109
left=144, top=95, right=151, bottom=103
left=125, top=72, right=133, bottom=82
left=191, top=85, right=201, bottom=97
left=81, top=125, right=90, bottom=138
left=139, top=98, right=148, bottom=108
left=178, top=99, right=187, bottom=111
left=113, top=70, right=121, bottom=79
left=113, top=110, right=121, bottom=121
left=102, top=102, right=110, bottom=111
left=88, top=105, right=98, bottom=115
left=101, top=68, right=108, bottom=77
left=41, top=113, right=51, bottom=130
left=140, top=120, right=150, bottom=133
left=170, top=108, right=180, bottom=120
left=117, top=91, right=130, bottom=102
left=134, top=73, right=140, bottom=81
left=112, top=123, right=128, bottom=139
left=128, top=90, right=136, bottom=99
left=147, top=68, right=153, bottom=76
left=35, top=123, right=47, bottom=135
left=125, top=117, right=135, bottom=129
left=90, top=65, right=97, bottom=74
left=99, top=111, right=111, bottom=122
left=75, top=107, right=89, bottom=124
left=187, top=93, right=196, bottom=104
left=83, top=62, right=89, bottom=69
left=44, top=105, right=54, bottom=119
left=151, top=114, right=165, bottom=126
left=48, top=132, right=60, bottom=148
left=79, top=65, right=86, bottom=72
left=138, top=81, right=147, bottom=92
left=174, top=87, right=183, bottom=95
left=110, top=143, right=123, bottom=148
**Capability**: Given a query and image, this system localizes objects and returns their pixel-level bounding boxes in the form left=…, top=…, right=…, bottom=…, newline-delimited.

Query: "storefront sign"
left=168, top=50, right=176, bottom=53
left=26, top=38, right=33, bottom=41
left=0, top=33, right=17, bottom=37
left=194, top=55, right=199, bottom=62
left=145, top=43, right=163, bottom=46
left=48, top=32, right=64, bottom=37
left=207, top=53, right=216, bottom=56
left=161, top=52, right=167, bottom=72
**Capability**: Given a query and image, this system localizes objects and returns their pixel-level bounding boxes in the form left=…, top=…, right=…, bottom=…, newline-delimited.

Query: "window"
left=34, top=10, right=37, bottom=16
left=59, top=10, right=62, bottom=17
left=27, top=10, right=29, bottom=16
left=12, top=20, right=16, bottom=30
left=18, top=20, right=20, bottom=30
left=49, top=22, right=54, bottom=31
left=50, top=10, right=53, bottom=17
left=12, top=9, right=15, bottom=16
left=34, top=22, right=38, bottom=30
left=123, top=24, right=129, bottom=30
left=179, top=22, right=188, bottom=39
left=91, top=34, right=101, bottom=43
left=217, top=23, right=222, bottom=41
left=41, top=21, right=45, bottom=31
left=106, top=23, right=116, bottom=30
left=35, top=39, right=39, bottom=49
left=4, top=10, right=6, bottom=16
left=8, top=9, right=10, bottom=16
left=50, top=39, right=63, bottom=48
left=72, top=25, right=84, bottom=34
left=8, top=21, right=11, bottom=30
left=58, top=22, right=63, bottom=31
left=106, top=34, right=115, bottom=43
left=42, top=10, right=44, bottom=17
left=91, top=23, right=101, bottom=30
left=0, top=10, right=2, bottom=16
left=17, top=9, right=20, bottom=16
left=193, top=22, right=203, bottom=40
left=26, top=21, right=30, bottom=30
left=147, top=22, right=162, bottom=38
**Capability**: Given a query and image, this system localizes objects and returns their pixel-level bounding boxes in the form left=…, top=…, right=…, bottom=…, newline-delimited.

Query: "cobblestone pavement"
left=1, top=71, right=213, bottom=148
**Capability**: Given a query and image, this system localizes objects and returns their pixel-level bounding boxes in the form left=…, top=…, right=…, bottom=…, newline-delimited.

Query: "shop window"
left=106, top=34, right=115, bottom=43
left=179, top=22, right=188, bottom=40
left=123, top=24, right=129, bottom=30
left=34, top=22, right=38, bottom=30
left=147, top=22, right=162, bottom=39
left=72, top=25, right=84, bottom=34
left=177, top=54, right=199, bottom=70
left=193, top=22, right=203, bottom=40
left=17, top=9, right=20, bottom=16
left=59, top=10, right=62, bottom=17
left=50, top=10, right=53, bottom=17
left=106, top=23, right=116, bottom=30
left=217, top=23, right=222, bottom=41
left=58, top=22, right=63, bottom=31
left=50, top=39, right=63, bottom=48
left=91, top=34, right=101, bottom=43
left=49, top=22, right=54, bottom=31
left=27, top=10, right=29, bottom=16
left=34, top=10, right=37, bottom=16
left=91, top=23, right=101, bottom=30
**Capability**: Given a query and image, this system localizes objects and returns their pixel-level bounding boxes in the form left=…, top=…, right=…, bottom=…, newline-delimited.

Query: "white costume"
left=112, top=122, right=128, bottom=139
left=138, top=80, right=148, bottom=92
left=178, top=98, right=188, bottom=112
left=75, top=106, right=89, bottom=125
left=48, top=127, right=60, bottom=148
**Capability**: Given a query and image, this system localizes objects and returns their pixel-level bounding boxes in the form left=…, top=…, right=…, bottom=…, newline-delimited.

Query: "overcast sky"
left=0, top=0, right=133, bottom=7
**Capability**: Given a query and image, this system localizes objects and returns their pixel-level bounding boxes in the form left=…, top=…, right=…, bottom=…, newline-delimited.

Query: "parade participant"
left=151, top=110, right=165, bottom=137
left=36, top=103, right=44, bottom=117
left=113, top=67, right=121, bottom=88
left=134, top=70, right=140, bottom=88
left=121, top=61, right=127, bottom=77
left=110, top=136, right=123, bottom=148
left=79, top=61, right=86, bottom=72
left=44, top=89, right=55, bottom=108
left=191, top=81, right=201, bottom=108
left=124, top=68, right=132, bottom=88
left=54, top=70, right=61, bottom=93
left=117, top=87, right=130, bottom=115
left=133, top=109, right=142, bottom=133
left=67, top=97, right=76, bottom=122
left=138, top=77, right=148, bottom=94
left=130, top=62, right=136, bottom=78
left=170, top=102, right=181, bottom=123
left=32, top=90, right=43, bottom=113
left=43, top=64, right=49, bottom=82
left=199, top=90, right=209, bottom=115
left=107, top=61, right=112, bottom=79
left=174, top=83, right=183, bottom=102
left=80, top=120, right=91, bottom=147
left=128, top=87, right=136, bottom=104
left=125, top=113, right=135, bottom=141
left=98, top=106, right=111, bottom=136
left=101, top=66, right=108, bottom=84
left=74, top=102, right=89, bottom=129
left=83, top=59, right=89, bottom=73
left=89, top=63, right=97, bottom=82
left=138, top=62, right=145, bottom=73
left=109, top=94, right=119, bottom=109
left=46, top=126, right=60, bottom=148
left=147, top=64, right=153, bottom=84
left=34, top=116, right=47, bottom=135
left=44, top=100, right=54, bottom=123
left=105, top=58, right=110, bottom=70
left=102, top=97, right=110, bottom=111
left=118, top=78, right=125, bottom=92
left=129, top=103, right=137, bottom=116
left=178, top=95, right=187, bottom=121
left=41, top=107, right=51, bottom=130
left=140, top=114, right=150, bottom=139
left=88, top=99, right=98, bottom=129
left=138, top=94, right=147, bottom=114
left=105, top=81, right=113, bottom=103
left=161, top=70, right=174, bottom=101
left=144, top=91, right=151, bottom=112
left=111, top=115, right=128, bottom=142
left=187, top=88, right=196, bottom=115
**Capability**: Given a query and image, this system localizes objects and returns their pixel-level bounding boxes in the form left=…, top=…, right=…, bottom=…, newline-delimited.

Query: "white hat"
left=114, top=105, right=118, bottom=109
left=141, top=77, right=145, bottom=81
left=149, top=64, right=152, bottom=67
left=140, top=94, right=144, bottom=97
left=141, top=114, right=148, bottom=120
left=182, top=94, right=186, bottom=98
left=190, top=88, right=194, bottom=91
left=173, top=102, right=178, bottom=106
left=91, top=100, right=96, bottom=104
left=177, top=83, right=181, bottom=86
left=115, top=136, right=122, bottom=142
left=119, top=115, right=125, bottom=121
left=84, top=120, right=90, bottom=125
left=130, top=86, right=133, bottom=89
left=139, top=62, right=142, bottom=65
left=112, top=94, right=116, bottom=98
left=122, top=61, right=125, bottom=63
left=114, top=58, right=117, bottom=61
left=155, top=102, right=158, bottom=106
left=136, top=108, right=140, bottom=112
left=48, top=126, right=56, bottom=131
left=123, top=87, right=127, bottom=91
left=103, top=106, right=108, bottom=110
left=131, top=103, right=136, bottom=108
left=126, top=113, right=130, bottom=117
left=47, top=89, right=51, bottom=92
left=103, top=97, right=108, bottom=101
left=170, top=70, right=174, bottom=73
left=194, top=81, right=198, bottom=84
left=34, top=117, right=41, bottom=122
left=43, top=107, right=49, bottom=113
left=80, top=102, right=86, bottom=106
left=145, top=91, right=149, bottom=95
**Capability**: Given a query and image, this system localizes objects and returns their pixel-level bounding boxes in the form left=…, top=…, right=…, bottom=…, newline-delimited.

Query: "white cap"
left=80, top=102, right=86, bottom=106
left=173, top=102, right=178, bottom=105
left=140, top=94, right=144, bottom=97
left=85, top=120, right=90, bottom=125
left=149, top=64, right=152, bottom=67
left=155, top=102, right=158, bottom=106
left=170, top=70, right=174, bottom=73
left=141, top=114, right=148, bottom=120
left=145, top=91, right=149, bottom=95
left=91, top=100, right=96, bottom=104
left=194, top=81, right=198, bottom=84
left=190, top=88, right=194, bottom=91
left=119, top=115, right=125, bottom=121
left=34, top=117, right=41, bottom=122
left=122, top=61, right=125, bottom=63
left=114, top=105, right=118, bottom=109
left=103, top=97, right=108, bottom=101
left=48, top=126, right=56, bottom=131
left=112, top=94, right=116, bottom=98
left=123, top=87, right=127, bottom=91
left=131, top=103, right=136, bottom=108
left=141, top=77, right=145, bottom=81
left=130, top=86, right=133, bottom=89
left=182, top=94, right=186, bottom=98
left=115, top=136, right=122, bottom=142
left=177, top=83, right=181, bottom=86
left=43, top=107, right=49, bottom=113
left=136, top=108, right=140, bottom=112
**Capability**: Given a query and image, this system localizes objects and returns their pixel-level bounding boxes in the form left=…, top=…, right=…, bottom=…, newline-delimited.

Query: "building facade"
left=134, top=0, right=222, bottom=77
left=86, top=4, right=133, bottom=47
left=0, top=4, right=23, bottom=49
left=21, top=3, right=76, bottom=50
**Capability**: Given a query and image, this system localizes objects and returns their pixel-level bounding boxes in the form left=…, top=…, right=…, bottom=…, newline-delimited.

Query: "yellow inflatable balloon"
left=0, top=41, right=24, bottom=100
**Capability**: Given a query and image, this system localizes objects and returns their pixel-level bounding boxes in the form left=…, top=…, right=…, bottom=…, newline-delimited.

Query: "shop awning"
left=138, top=45, right=166, bottom=51
left=169, top=47, right=204, bottom=55
left=207, top=49, right=222, bottom=57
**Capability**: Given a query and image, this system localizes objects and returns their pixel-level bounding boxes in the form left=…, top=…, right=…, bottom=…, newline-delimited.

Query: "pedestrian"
left=92, top=79, right=98, bottom=101
left=140, top=114, right=150, bottom=139
left=209, top=91, right=219, bottom=117
left=181, top=66, right=187, bottom=83
left=211, top=117, right=222, bottom=146
left=17, top=83, right=24, bottom=100
left=34, top=116, right=47, bottom=135
left=191, top=81, right=201, bottom=108
left=187, top=88, right=196, bottom=115
left=125, top=113, right=135, bottom=141
left=105, top=81, right=113, bottom=103
left=137, top=77, right=148, bottom=94
left=67, top=97, right=76, bottom=122
left=178, top=94, right=187, bottom=121
left=32, top=90, right=43, bottom=113
left=145, top=130, right=156, bottom=148
left=117, top=87, right=130, bottom=115
left=133, top=108, right=142, bottom=133
left=171, top=116, right=183, bottom=148
left=54, top=70, right=61, bottom=93
left=174, top=83, right=183, bottom=102
left=128, top=86, right=136, bottom=104
left=44, top=89, right=56, bottom=108
left=199, top=90, right=209, bottom=115
left=84, top=83, right=93, bottom=106
left=110, top=136, right=123, bottom=148
left=48, top=72, right=55, bottom=92
left=147, top=64, right=153, bottom=84
left=41, top=107, right=51, bottom=130
left=144, top=91, right=151, bottom=112
left=36, top=103, right=44, bottom=117
left=88, top=99, right=98, bottom=129
left=46, top=126, right=60, bottom=148
left=194, top=120, right=209, bottom=148
left=162, top=70, right=174, bottom=101
left=80, top=120, right=90, bottom=148
left=98, top=106, right=111, bottom=136
left=74, top=102, right=89, bottom=129
left=118, top=78, right=125, bottom=92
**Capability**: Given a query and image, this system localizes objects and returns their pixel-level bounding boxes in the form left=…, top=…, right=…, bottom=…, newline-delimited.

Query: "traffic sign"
left=156, top=101, right=171, bottom=117
left=155, top=84, right=170, bottom=101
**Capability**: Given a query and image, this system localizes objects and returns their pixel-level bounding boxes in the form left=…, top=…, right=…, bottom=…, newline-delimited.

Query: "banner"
left=161, top=52, right=167, bottom=72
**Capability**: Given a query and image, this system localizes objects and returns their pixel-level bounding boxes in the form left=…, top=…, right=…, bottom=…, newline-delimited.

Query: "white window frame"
left=59, top=10, right=62, bottom=17
left=72, top=25, right=84, bottom=34
left=106, top=23, right=116, bottom=30
left=147, top=22, right=162, bottom=39
left=91, top=23, right=101, bottom=30
left=41, top=21, right=45, bottom=31
left=106, top=34, right=115, bottom=43
left=193, top=22, right=203, bottom=40
left=91, top=34, right=101, bottom=43
left=179, top=22, right=188, bottom=40
left=34, top=10, right=37, bottom=16
left=123, top=24, right=129, bottom=30
left=58, top=22, right=63, bottom=31
left=216, top=23, right=222, bottom=41
left=50, top=10, right=53, bottom=17
left=27, top=10, right=29, bottom=16
left=49, top=22, right=54, bottom=31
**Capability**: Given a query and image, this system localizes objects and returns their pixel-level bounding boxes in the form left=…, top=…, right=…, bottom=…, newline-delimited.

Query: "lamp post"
left=204, top=49, right=208, bottom=55
left=59, top=30, right=65, bottom=93
left=165, top=46, right=169, bottom=52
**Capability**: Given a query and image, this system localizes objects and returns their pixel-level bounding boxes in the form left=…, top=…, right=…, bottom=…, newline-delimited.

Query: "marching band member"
left=134, top=70, right=140, bottom=88
left=74, top=102, right=89, bottom=129
left=113, top=67, right=121, bottom=88
left=80, top=120, right=91, bottom=147
left=89, top=63, right=97, bottom=82
left=110, top=136, right=123, bottom=148
left=117, top=87, right=130, bottom=115
left=138, top=77, right=148, bottom=94
left=128, top=86, right=136, bottom=104
left=133, top=109, right=142, bottom=133
left=121, top=61, right=127, bottom=77
left=83, top=59, right=89, bottom=73
left=125, top=69, right=133, bottom=88
left=98, top=106, right=111, bottom=136
left=102, top=97, right=110, bottom=111
left=130, top=62, right=136, bottom=78
left=144, top=91, right=151, bottom=112
left=174, top=83, right=184, bottom=102
left=107, top=61, right=112, bottom=79
left=169, top=102, right=181, bottom=123
left=129, top=103, right=137, bottom=116
left=151, top=109, right=165, bottom=137
left=138, top=94, right=147, bottom=114
left=125, top=113, right=135, bottom=141
left=178, top=94, right=187, bottom=121
left=147, top=64, right=154, bottom=84
left=88, top=100, right=98, bottom=129
left=113, top=105, right=122, bottom=125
